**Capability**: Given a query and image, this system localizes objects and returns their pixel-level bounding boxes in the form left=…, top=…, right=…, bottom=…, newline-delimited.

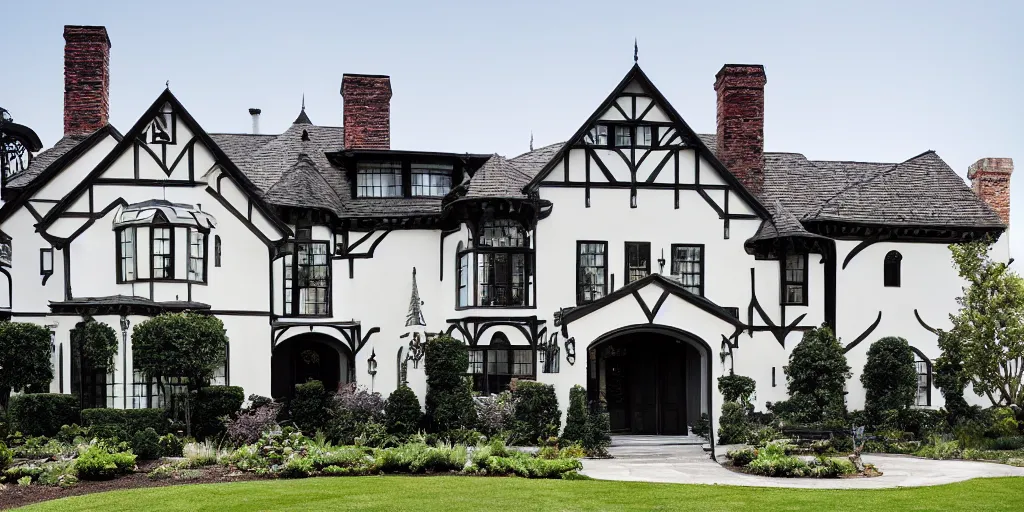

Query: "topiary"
left=423, top=335, right=477, bottom=433
left=9, top=394, right=81, bottom=437
left=130, top=428, right=162, bottom=460
left=384, top=386, right=422, bottom=439
left=782, top=325, right=851, bottom=425
left=158, top=433, right=184, bottom=457
left=718, top=374, right=757, bottom=404
left=70, top=319, right=118, bottom=375
left=510, top=381, right=560, bottom=445
left=584, top=400, right=611, bottom=456
left=290, top=380, right=333, bottom=435
left=562, top=385, right=588, bottom=444
left=861, top=337, right=918, bottom=427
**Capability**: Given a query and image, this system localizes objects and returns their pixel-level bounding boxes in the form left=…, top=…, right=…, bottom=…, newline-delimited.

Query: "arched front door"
left=271, top=334, right=352, bottom=400
left=588, top=325, right=710, bottom=435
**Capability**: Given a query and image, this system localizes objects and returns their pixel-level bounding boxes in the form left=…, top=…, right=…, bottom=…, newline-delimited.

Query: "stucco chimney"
left=714, top=64, right=766, bottom=196
left=249, top=108, right=261, bottom=135
left=968, top=157, right=1013, bottom=226
left=63, top=25, right=111, bottom=136
left=341, top=74, right=391, bottom=149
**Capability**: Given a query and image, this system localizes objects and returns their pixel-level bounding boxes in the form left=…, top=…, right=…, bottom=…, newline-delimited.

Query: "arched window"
left=910, top=347, right=932, bottom=406
left=466, top=332, right=534, bottom=394
left=884, top=250, right=902, bottom=287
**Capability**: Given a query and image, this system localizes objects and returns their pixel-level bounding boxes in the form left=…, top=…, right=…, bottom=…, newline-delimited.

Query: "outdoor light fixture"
left=367, top=350, right=378, bottom=377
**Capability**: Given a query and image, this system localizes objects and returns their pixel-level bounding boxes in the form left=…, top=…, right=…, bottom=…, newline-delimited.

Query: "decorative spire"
left=293, top=94, right=312, bottom=124
left=405, top=267, right=426, bottom=327
left=634, top=39, right=638, bottom=63
left=529, top=131, right=534, bottom=151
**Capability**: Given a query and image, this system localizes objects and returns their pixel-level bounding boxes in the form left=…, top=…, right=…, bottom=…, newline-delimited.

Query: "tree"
left=934, top=330, right=970, bottom=422
left=0, top=322, right=53, bottom=409
left=782, top=325, right=851, bottom=425
left=562, top=385, right=589, bottom=444
left=948, top=241, right=1024, bottom=407
left=71, top=319, right=118, bottom=374
left=132, top=312, right=228, bottom=436
left=860, top=337, right=918, bottom=426
left=423, top=335, right=476, bottom=433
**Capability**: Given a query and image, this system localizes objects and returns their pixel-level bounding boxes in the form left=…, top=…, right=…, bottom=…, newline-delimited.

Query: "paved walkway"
left=580, top=438, right=1024, bottom=489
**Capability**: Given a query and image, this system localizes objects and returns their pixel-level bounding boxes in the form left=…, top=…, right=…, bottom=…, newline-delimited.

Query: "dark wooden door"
left=605, top=356, right=629, bottom=432
left=625, top=340, right=686, bottom=435
left=658, top=350, right=686, bottom=434
left=630, top=353, right=658, bottom=433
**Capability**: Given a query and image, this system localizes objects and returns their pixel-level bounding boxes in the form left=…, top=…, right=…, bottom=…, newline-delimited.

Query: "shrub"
left=329, top=384, right=385, bottom=444
left=584, top=400, right=611, bottom=456
left=990, top=436, right=1024, bottom=451
left=718, top=401, right=749, bottom=445
left=191, top=385, right=244, bottom=440
left=0, top=322, right=54, bottom=410
left=81, top=408, right=168, bottom=439
left=38, top=461, right=78, bottom=488
left=280, top=456, right=314, bottom=478
left=691, top=413, right=711, bottom=440
left=355, top=421, right=398, bottom=448
left=916, top=435, right=961, bottom=460
left=130, top=428, right=162, bottom=460
left=0, top=442, right=12, bottom=470
left=70, top=320, right=118, bottom=374
left=290, top=381, right=334, bottom=435
left=510, top=381, right=560, bottom=445
left=474, top=391, right=515, bottom=438
left=56, top=424, right=91, bottom=444
left=746, top=426, right=781, bottom=447
left=159, top=433, right=184, bottom=457
left=727, top=447, right=757, bottom=467
left=8, top=394, right=80, bottom=437
left=384, top=386, right=422, bottom=439
left=861, top=337, right=918, bottom=426
left=74, top=445, right=137, bottom=480
left=424, top=335, right=477, bottom=433
left=226, top=401, right=282, bottom=445
left=11, top=436, right=75, bottom=459
left=718, top=374, right=757, bottom=404
left=747, top=453, right=808, bottom=477
left=562, top=385, right=588, bottom=444
left=781, top=326, right=851, bottom=425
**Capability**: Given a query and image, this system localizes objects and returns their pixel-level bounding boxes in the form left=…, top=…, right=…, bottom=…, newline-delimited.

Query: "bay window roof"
left=112, top=199, right=216, bottom=230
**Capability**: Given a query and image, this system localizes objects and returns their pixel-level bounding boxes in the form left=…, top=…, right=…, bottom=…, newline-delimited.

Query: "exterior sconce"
left=657, top=248, right=666, bottom=274
left=367, top=350, right=378, bottom=377
left=564, top=337, right=576, bottom=366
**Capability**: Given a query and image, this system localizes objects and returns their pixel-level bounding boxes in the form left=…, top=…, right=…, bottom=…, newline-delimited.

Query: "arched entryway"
left=588, top=325, right=710, bottom=435
left=271, top=333, right=352, bottom=400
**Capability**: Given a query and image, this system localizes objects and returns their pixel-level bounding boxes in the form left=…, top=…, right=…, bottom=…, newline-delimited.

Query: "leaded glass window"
left=188, top=229, right=205, bottom=282
left=614, top=126, right=631, bottom=147
left=466, top=334, right=534, bottom=394
left=411, top=163, right=453, bottom=197
left=151, top=227, right=173, bottom=279
left=671, top=244, right=703, bottom=295
left=478, top=253, right=526, bottom=306
left=119, top=228, right=136, bottom=281
left=783, top=253, right=807, bottom=305
left=625, top=242, right=650, bottom=284
left=577, top=242, right=607, bottom=304
left=356, top=161, right=403, bottom=197
left=637, top=125, right=653, bottom=147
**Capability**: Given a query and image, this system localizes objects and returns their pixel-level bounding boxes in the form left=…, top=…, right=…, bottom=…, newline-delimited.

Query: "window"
left=913, top=349, right=932, bottom=407
left=284, top=228, right=330, bottom=316
left=637, top=125, right=653, bottom=147
left=671, top=244, right=704, bottom=295
left=118, top=228, right=136, bottom=282
left=477, top=220, right=528, bottom=307
left=624, top=242, right=650, bottom=284
left=40, top=248, right=53, bottom=277
left=214, top=235, right=222, bottom=267
left=577, top=241, right=607, bottom=304
left=149, top=102, right=175, bottom=144
left=783, top=253, right=807, bottom=305
left=187, top=229, right=205, bottom=282
left=457, top=245, right=470, bottom=307
left=356, top=161, right=402, bottom=197
left=884, top=250, right=902, bottom=287
left=586, top=125, right=608, bottom=146
left=151, top=227, right=174, bottom=279
left=614, top=126, right=631, bottom=147
left=466, top=333, right=534, bottom=394
left=411, top=163, right=453, bottom=197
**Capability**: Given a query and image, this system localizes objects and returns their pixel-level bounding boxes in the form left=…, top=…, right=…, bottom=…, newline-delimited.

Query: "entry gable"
left=524, top=64, right=768, bottom=219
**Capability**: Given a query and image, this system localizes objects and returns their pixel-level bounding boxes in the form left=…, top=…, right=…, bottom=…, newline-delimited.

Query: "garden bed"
left=723, top=441, right=882, bottom=479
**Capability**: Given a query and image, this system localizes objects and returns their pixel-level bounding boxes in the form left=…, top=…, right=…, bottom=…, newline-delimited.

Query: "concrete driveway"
left=580, top=437, right=1024, bottom=489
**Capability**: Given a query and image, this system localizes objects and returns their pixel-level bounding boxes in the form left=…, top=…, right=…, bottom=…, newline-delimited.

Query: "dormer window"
left=411, top=163, right=453, bottom=197
left=356, top=161, right=402, bottom=197
left=457, top=219, right=533, bottom=308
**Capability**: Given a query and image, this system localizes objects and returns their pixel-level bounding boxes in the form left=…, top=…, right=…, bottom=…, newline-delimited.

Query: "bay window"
left=151, top=226, right=174, bottom=279
left=284, top=228, right=331, bottom=316
left=187, top=228, right=206, bottom=282
left=476, top=220, right=529, bottom=307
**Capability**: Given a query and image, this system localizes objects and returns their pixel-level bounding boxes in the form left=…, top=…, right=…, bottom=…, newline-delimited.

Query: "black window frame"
left=283, top=227, right=332, bottom=317
left=884, top=250, right=902, bottom=287
left=115, top=227, right=137, bottom=283
left=636, top=125, right=653, bottom=148
left=576, top=241, right=608, bottom=305
left=186, top=227, right=208, bottom=283
left=614, top=125, right=632, bottom=147
left=473, top=219, right=530, bottom=308
left=624, top=241, right=651, bottom=285
left=150, top=225, right=175, bottom=280
left=148, top=102, right=176, bottom=145
left=410, top=162, right=454, bottom=198
left=355, top=161, right=404, bottom=198
left=585, top=125, right=608, bottom=146
left=782, top=253, right=808, bottom=306
left=465, top=333, right=535, bottom=394
left=456, top=242, right=470, bottom=308
left=39, top=247, right=53, bottom=278
left=214, top=235, right=222, bottom=268
left=670, top=243, right=705, bottom=296
left=911, top=347, right=932, bottom=407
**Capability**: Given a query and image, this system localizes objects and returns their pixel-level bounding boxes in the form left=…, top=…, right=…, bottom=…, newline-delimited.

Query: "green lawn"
left=16, top=476, right=1024, bottom=511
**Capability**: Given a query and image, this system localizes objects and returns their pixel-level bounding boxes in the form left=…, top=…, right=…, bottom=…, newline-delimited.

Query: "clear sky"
left=3, top=1, right=1022, bottom=251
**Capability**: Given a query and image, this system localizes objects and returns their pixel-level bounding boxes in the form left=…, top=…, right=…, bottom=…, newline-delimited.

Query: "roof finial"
left=529, top=131, right=534, bottom=151
left=301, top=93, right=306, bottom=112
left=634, top=38, right=638, bottom=63
left=165, top=80, right=170, bottom=89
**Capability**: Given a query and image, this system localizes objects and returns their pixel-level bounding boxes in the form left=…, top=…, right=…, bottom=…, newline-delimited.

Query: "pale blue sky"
left=3, top=0, right=1022, bottom=250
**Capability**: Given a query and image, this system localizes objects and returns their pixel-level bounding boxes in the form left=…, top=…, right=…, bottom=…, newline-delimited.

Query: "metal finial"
left=165, top=80, right=170, bottom=89
left=301, top=93, right=306, bottom=111
left=530, top=131, right=534, bottom=151
left=634, top=39, right=638, bottom=63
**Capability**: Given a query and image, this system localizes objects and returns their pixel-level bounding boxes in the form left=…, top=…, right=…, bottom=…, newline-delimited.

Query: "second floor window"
left=783, top=253, right=807, bottom=305
left=118, top=228, right=136, bottom=282
left=457, top=246, right=469, bottom=308
left=614, top=126, right=631, bottom=147
left=671, top=244, right=703, bottom=295
left=884, top=250, right=902, bottom=287
left=285, top=228, right=330, bottom=316
left=356, top=161, right=402, bottom=197
left=411, top=163, right=453, bottom=197
left=625, top=242, right=650, bottom=284
left=151, top=227, right=173, bottom=279
left=577, top=241, right=607, bottom=304
left=187, top=229, right=205, bottom=282
left=476, top=220, right=528, bottom=307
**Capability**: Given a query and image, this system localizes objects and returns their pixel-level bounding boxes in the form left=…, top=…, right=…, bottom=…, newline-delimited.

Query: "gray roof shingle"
left=7, top=133, right=92, bottom=188
left=462, top=155, right=534, bottom=200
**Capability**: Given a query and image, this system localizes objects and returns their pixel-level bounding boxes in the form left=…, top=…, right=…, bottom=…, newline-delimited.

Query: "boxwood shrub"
left=9, top=394, right=80, bottom=437
left=510, top=381, right=560, bottom=445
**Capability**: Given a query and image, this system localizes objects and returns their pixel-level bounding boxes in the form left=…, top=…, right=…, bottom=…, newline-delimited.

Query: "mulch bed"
left=0, top=460, right=260, bottom=510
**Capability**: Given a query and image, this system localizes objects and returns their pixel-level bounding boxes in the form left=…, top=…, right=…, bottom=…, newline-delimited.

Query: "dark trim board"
left=843, top=311, right=883, bottom=353
left=443, top=315, right=547, bottom=348
left=271, top=321, right=379, bottom=356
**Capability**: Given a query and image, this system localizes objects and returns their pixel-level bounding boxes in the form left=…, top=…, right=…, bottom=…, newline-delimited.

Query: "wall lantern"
left=367, top=349, right=378, bottom=377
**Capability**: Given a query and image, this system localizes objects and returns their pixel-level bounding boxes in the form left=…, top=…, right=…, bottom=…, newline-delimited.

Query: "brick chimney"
left=341, top=74, right=392, bottom=149
left=968, top=158, right=1013, bottom=226
left=714, top=64, right=766, bottom=196
left=63, top=25, right=111, bottom=136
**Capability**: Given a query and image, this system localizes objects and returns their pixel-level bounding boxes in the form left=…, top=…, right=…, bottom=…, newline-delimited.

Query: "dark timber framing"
left=271, top=320, right=379, bottom=357
left=444, top=315, right=547, bottom=349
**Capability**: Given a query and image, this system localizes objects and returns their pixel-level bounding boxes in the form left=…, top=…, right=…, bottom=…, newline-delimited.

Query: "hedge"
left=8, top=394, right=80, bottom=437
left=510, top=381, right=560, bottom=444
left=192, top=385, right=245, bottom=440
left=81, top=408, right=169, bottom=439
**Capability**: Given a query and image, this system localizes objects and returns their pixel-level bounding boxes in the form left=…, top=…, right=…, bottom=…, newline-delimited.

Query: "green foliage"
left=38, top=460, right=78, bottom=488
left=781, top=325, right=851, bottom=425
left=727, top=447, right=757, bottom=467
left=583, top=400, right=611, bottom=456
left=718, top=401, right=750, bottom=445
left=159, top=433, right=184, bottom=457
left=510, top=381, right=560, bottom=445
left=384, top=386, right=422, bottom=439
left=354, top=420, right=399, bottom=448
left=132, top=313, right=228, bottom=391
left=746, top=426, right=781, bottom=447
left=935, top=330, right=971, bottom=422
left=718, top=374, right=757, bottom=404
left=691, top=413, right=711, bottom=440
left=0, top=442, right=11, bottom=470
left=948, top=241, right=1024, bottom=407
left=70, top=319, right=118, bottom=374
left=423, top=335, right=477, bottom=433
left=81, top=408, right=168, bottom=439
left=916, top=435, right=962, bottom=460
left=990, top=436, right=1024, bottom=451
left=191, top=386, right=244, bottom=440
left=8, top=393, right=80, bottom=437
left=861, top=337, right=919, bottom=425
left=74, top=445, right=137, bottom=480
left=290, top=380, right=333, bottom=434
left=328, top=384, right=384, bottom=445
left=0, top=322, right=54, bottom=409
left=562, top=385, right=588, bottom=444
left=130, top=428, right=162, bottom=460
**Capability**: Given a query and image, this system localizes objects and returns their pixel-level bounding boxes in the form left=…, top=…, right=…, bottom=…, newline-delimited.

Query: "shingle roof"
left=6, top=133, right=92, bottom=188
left=49, top=294, right=210, bottom=314
left=510, top=142, right=564, bottom=178
left=263, top=153, right=345, bottom=214
left=747, top=200, right=827, bottom=243
left=462, top=155, right=534, bottom=200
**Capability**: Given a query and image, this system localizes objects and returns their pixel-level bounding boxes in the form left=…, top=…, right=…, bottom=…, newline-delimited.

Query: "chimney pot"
left=714, top=64, right=766, bottom=196
left=249, top=108, right=261, bottom=135
left=968, top=157, right=1014, bottom=226
left=63, top=25, right=111, bottom=136
left=341, top=74, right=392, bottom=149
